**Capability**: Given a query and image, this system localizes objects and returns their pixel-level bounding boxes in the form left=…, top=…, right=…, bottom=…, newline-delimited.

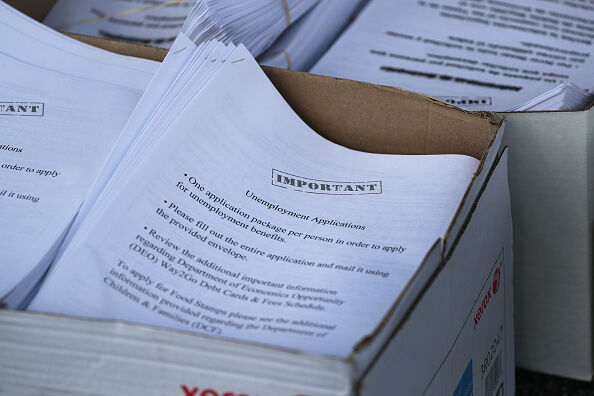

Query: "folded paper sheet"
left=29, top=33, right=479, bottom=357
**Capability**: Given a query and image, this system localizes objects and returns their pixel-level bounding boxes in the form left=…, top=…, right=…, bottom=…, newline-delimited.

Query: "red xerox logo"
left=473, top=267, right=502, bottom=330
left=181, top=386, right=249, bottom=396
left=181, top=385, right=310, bottom=396
left=492, top=268, right=500, bottom=294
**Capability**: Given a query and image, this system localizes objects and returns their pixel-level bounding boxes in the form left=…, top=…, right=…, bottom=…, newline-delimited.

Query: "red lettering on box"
left=181, top=385, right=199, bottom=396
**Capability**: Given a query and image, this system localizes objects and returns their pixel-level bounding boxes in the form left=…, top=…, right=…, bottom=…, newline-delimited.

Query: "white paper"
left=0, top=2, right=158, bottom=303
left=507, top=83, right=593, bottom=111
left=45, top=0, right=320, bottom=55
left=44, top=0, right=197, bottom=48
left=181, top=0, right=319, bottom=57
left=312, top=0, right=594, bottom=111
left=30, top=36, right=478, bottom=357
left=259, top=0, right=366, bottom=71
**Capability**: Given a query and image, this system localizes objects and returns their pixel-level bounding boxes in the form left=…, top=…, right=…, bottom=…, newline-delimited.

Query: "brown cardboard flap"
left=264, top=69, right=501, bottom=158
left=67, top=33, right=501, bottom=160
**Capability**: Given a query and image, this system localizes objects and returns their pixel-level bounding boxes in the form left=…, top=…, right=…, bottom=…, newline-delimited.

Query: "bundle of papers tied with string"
left=44, top=0, right=319, bottom=55
left=259, top=0, right=366, bottom=71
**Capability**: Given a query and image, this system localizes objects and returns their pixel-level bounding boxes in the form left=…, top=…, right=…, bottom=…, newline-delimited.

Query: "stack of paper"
left=25, top=32, right=479, bottom=356
left=44, top=0, right=197, bottom=48
left=312, top=0, right=594, bottom=111
left=259, top=0, right=366, bottom=71
left=45, top=0, right=320, bottom=55
left=182, top=0, right=319, bottom=56
left=0, top=3, right=159, bottom=308
left=507, top=83, right=593, bottom=112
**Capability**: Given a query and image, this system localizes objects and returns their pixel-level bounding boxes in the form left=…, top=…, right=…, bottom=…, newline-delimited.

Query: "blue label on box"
left=453, top=360, right=473, bottom=396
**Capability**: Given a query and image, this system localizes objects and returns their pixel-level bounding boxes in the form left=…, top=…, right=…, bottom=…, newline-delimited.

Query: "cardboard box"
left=21, top=0, right=594, bottom=381
left=502, top=105, right=594, bottom=381
left=0, top=9, right=514, bottom=394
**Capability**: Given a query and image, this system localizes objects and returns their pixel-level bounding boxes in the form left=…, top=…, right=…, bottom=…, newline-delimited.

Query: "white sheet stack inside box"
left=0, top=4, right=514, bottom=393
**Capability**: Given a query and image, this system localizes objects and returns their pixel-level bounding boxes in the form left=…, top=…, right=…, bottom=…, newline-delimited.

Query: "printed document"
left=45, top=0, right=197, bottom=48
left=0, top=2, right=158, bottom=305
left=30, top=35, right=479, bottom=357
left=312, top=0, right=594, bottom=111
